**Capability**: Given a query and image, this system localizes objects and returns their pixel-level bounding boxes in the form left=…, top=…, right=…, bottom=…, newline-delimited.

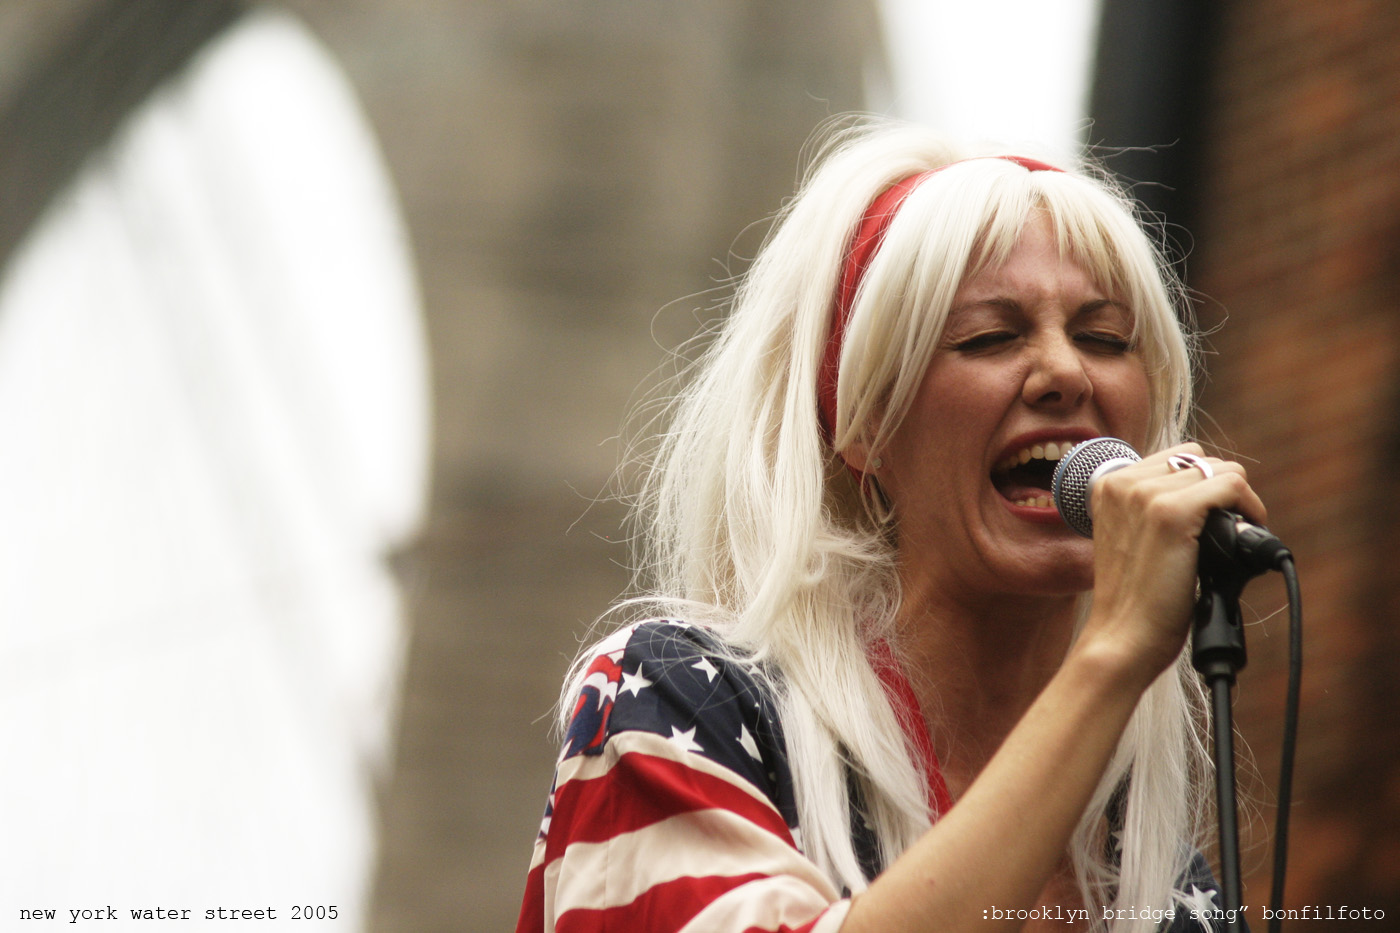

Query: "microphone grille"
left=1052, top=437, right=1140, bottom=537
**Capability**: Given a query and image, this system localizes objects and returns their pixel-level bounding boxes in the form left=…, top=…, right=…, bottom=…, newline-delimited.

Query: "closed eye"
left=1074, top=331, right=1132, bottom=353
left=952, top=331, right=1017, bottom=352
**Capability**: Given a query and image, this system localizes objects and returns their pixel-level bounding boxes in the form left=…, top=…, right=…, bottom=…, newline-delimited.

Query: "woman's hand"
left=1077, top=442, right=1269, bottom=686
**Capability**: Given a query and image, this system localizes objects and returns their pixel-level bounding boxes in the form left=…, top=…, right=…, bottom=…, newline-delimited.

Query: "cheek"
left=1104, top=365, right=1154, bottom=448
left=880, top=375, right=985, bottom=494
left=897, top=372, right=996, bottom=457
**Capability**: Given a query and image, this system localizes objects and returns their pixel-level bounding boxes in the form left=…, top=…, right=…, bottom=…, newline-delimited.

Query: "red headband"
left=816, top=155, right=1064, bottom=450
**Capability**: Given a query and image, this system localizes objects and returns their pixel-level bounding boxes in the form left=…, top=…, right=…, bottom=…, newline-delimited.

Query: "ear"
left=838, top=435, right=882, bottom=476
left=835, top=399, right=891, bottom=476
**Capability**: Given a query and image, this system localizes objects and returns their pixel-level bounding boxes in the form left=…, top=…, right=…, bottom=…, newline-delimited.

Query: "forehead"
left=956, top=197, right=1141, bottom=303
left=953, top=216, right=1114, bottom=310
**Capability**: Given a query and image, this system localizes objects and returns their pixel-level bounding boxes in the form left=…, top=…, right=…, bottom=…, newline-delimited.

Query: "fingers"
left=1166, top=452, right=1215, bottom=479
left=1111, top=444, right=1267, bottom=529
left=1078, top=443, right=1273, bottom=683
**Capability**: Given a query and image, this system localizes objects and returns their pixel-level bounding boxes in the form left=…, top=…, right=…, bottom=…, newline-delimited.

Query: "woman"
left=516, top=118, right=1265, bottom=932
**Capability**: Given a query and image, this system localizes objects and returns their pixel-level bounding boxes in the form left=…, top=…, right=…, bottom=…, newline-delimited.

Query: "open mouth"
left=991, top=440, right=1076, bottom=508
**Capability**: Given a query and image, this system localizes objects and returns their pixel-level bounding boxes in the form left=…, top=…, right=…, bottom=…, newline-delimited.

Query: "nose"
left=1022, top=331, right=1092, bottom=409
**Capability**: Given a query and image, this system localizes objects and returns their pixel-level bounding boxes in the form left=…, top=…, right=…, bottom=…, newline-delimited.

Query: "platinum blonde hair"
left=567, top=117, right=1210, bottom=931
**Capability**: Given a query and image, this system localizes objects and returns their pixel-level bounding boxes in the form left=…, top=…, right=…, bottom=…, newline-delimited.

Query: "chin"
left=1016, top=574, right=1092, bottom=599
left=996, top=543, right=1094, bottom=597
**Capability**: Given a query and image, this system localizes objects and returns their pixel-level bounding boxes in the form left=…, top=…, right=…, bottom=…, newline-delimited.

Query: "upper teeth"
left=996, top=440, right=1078, bottom=472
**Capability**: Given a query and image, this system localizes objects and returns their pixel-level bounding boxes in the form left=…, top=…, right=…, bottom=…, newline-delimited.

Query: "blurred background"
left=0, top=1, right=1396, bottom=931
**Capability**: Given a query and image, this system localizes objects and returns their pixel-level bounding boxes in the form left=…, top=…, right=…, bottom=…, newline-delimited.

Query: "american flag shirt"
left=515, top=620, right=848, bottom=933
left=515, top=620, right=1233, bottom=933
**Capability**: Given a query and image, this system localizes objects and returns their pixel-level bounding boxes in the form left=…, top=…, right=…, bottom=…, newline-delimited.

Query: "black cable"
left=1268, top=556, right=1302, bottom=933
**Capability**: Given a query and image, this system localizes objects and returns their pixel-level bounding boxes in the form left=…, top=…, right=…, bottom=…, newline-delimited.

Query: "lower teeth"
left=1014, top=496, right=1053, bottom=508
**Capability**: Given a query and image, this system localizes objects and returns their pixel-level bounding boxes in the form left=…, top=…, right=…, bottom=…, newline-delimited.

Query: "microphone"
left=1051, top=437, right=1290, bottom=574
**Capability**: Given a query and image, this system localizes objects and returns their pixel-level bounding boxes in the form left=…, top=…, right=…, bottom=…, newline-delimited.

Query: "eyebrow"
left=1077, top=298, right=1131, bottom=318
left=949, top=297, right=1128, bottom=318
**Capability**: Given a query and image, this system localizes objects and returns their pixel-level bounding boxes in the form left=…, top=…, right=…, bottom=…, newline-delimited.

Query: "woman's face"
left=874, top=212, right=1152, bottom=602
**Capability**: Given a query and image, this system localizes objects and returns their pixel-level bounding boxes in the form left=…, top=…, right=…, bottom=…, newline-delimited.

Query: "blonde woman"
left=516, top=118, right=1264, bottom=933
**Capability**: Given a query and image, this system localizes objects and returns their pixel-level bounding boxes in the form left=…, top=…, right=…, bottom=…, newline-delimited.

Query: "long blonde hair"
left=569, top=116, right=1211, bottom=931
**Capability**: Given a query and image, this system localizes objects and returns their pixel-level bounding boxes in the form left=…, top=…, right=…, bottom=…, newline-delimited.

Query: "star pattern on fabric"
left=552, top=621, right=801, bottom=861
left=691, top=657, right=719, bottom=682
left=1181, top=883, right=1218, bottom=917
left=668, top=725, right=704, bottom=755
left=737, top=724, right=762, bottom=762
left=620, top=669, right=652, bottom=697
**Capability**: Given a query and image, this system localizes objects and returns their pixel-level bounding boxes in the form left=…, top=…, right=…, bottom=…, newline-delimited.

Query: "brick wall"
left=1193, top=0, right=1400, bottom=915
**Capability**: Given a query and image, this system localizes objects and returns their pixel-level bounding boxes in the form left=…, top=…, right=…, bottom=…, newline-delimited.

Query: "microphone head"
left=1051, top=437, right=1141, bottom=537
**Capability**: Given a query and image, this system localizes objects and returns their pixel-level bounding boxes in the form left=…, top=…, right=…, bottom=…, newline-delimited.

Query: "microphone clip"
left=1192, top=510, right=1290, bottom=681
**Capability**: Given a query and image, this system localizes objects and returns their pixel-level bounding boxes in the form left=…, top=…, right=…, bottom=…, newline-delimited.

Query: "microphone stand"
left=1192, top=511, right=1272, bottom=933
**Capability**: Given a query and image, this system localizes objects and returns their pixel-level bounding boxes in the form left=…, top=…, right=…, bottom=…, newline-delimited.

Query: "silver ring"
left=1168, top=453, right=1214, bottom=480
